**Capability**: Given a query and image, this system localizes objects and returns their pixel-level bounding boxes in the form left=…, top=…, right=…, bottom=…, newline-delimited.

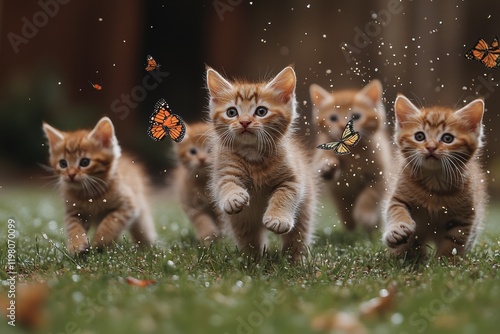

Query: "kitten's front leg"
left=215, top=173, right=250, bottom=215
left=263, top=180, right=301, bottom=234
left=92, top=202, right=136, bottom=250
left=65, top=215, right=90, bottom=255
left=382, top=198, right=416, bottom=249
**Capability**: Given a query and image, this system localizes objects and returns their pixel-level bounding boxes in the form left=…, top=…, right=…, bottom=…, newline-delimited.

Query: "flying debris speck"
left=57, top=82, right=61, bottom=85
left=98, top=18, right=103, bottom=22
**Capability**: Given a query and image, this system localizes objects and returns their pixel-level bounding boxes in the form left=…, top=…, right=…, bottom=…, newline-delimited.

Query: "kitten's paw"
left=221, top=189, right=249, bottom=214
left=263, top=215, right=294, bottom=234
left=383, top=222, right=415, bottom=248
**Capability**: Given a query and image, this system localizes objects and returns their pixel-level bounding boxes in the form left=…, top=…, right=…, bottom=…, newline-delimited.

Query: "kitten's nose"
left=68, top=173, right=76, bottom=181
left=240, top=121, right=251, bottom=128
left=426, top=146, right=436, bottom=153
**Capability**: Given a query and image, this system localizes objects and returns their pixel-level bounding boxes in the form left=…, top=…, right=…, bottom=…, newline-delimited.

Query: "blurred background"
left=1, top=0, right=499, bottom=196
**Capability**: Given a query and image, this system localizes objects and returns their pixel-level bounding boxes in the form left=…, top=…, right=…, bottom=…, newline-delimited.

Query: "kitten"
left=206, top=66, right=317, bottom=261
left=382, top=95, right=487, bottom=259
left=42, top=117, right=157, bottom=255
left=310, top=80, right=392, bottom=231
left=174, top=121, right=221, bottom=245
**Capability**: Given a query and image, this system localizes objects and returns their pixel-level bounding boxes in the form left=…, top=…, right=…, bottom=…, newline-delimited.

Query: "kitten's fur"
left=174, top=121, right=221, bottom=245
left=206, top=66, right=317, bottom=261
left=42, top=117, right=157, bottom=255
left=310, top=80, right=391, bottom=231
left=382, top=95, right=487, bottom=259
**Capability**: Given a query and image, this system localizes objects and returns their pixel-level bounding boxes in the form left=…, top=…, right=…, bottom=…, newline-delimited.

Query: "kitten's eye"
left=441, top=133, right=454, bottom=144
left=189, top=148, right=198, bottom=155
left=59, top=159, right=68, bottom=168
left=254, top=106, right=268, bottom=117
left=329, top=115, right=338, bottom=122
left=79, top=158, right=90, bottom=167
left=351, top=112, right=361, bottom=120
left=414, top=132, right=426, bottom=141
left=226, top=107, right=238, bottom=118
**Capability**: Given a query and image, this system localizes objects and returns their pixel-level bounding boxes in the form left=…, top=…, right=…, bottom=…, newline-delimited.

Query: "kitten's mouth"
left=240, top=129, right=254, bottom=135
left=426, top=154, right=439, bottom=160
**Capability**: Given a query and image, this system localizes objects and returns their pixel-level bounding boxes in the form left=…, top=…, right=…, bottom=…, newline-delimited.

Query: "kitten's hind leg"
left=435, top=220, right=472, bottom=259
left=92, top=202, right=136, bottom=250
left=230, top=218, right=266, bottom=259
left=190, top=212, right=220, bottom=246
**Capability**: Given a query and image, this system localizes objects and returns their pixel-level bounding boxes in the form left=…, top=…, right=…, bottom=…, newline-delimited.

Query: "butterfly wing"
left=147, top=123, right=167, bottom=141
left=481, top=52, right=500, bottom=68
left=149, top=99, right=172, bottom=124
left=164, top=114, right=186, bottom=143
left=333, top=142, right=352, bottom=155
left=341, top=119, right=361, bottom=147
left=317, top=141, right=341, bottom=151
left=491, top=36, right=499, bottom=49
left=465, top=38, right=488, bottom=60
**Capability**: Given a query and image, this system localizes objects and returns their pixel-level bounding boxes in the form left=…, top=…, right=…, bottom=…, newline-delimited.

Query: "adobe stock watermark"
left=110, top=69, right=170, bottom=120
left=7, top=0, right=71, bottom=54
left=463, top=73, right=499, bottom=103
left=49, top=287, right=113, bottom=334
left=213, top=0, right=243, bottom=21
left=399, top=283, right=466, bottom=334
left=340, top=0, right=403, bottom=64
left=224, top=291, right=286, bottom=334
left=6, top=218, right=17, bottom=327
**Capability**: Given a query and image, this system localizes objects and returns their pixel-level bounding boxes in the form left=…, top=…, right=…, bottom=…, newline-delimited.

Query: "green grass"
left=1, top=187, right=499, bottom=334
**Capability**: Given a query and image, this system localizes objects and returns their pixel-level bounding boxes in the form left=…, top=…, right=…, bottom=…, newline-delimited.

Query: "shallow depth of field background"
left=1, top=1, right=500, bottom=334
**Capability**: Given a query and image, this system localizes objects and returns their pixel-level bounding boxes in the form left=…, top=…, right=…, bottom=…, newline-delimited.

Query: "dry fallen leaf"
left=359, top=282, right=397, bottom=318
left=125, top=276, right=157, bottom=287
left=311, top=310, right=368, bottom=334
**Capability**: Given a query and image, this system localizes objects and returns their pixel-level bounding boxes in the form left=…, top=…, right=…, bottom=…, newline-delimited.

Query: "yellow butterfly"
left=317, top=119, right=361, bottom=155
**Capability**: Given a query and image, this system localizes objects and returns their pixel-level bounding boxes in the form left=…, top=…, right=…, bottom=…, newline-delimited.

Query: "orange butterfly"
left=465, top=36, right=500, bottom=69
left=147, top=98, right=186, bottom=142
left=88, top=81, right=102, bottom=90
left=145, top=54, right=160, bottom=71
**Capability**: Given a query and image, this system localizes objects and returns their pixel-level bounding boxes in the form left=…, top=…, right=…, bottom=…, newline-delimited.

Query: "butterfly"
left=465, top=36, right=500, bottom=69
left=316, top=119, right=361, bottom=155
left=147, top=98, right=186, bottom=142
left=145, top=54, right=160, bottom=71
left=88, top=81, right=102, bottom=90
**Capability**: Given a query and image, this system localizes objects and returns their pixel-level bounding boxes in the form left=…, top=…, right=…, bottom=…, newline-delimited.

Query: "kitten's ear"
left=206, top=68, right=233, bottom=99
left=309, top=84, right=333, bottom=108
left=359, top=79, right=383, bottom=105
left=394, top=94, right=420, bottom=128
left=88, top=117, right=116, bottom=148
left=266, top=66, right=296, bottom=104
left=42, top=122, right=64, bottom=148
left=456, top=99, right=484, bottom=134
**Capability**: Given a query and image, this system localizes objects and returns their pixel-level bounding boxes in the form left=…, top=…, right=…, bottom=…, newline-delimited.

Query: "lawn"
left=0, top=186, right=499, bottom=334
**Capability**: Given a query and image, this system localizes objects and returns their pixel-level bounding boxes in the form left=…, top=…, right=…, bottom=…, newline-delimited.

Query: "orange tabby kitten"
left=382, top=95, right=487, bottom=259
left=42, top=117, right=157, bottom=255
left=310, top=80, right=391, bottom=231
left=174, top=121, right=221, bottom=245
left=206, top=66, right=317, bottom=261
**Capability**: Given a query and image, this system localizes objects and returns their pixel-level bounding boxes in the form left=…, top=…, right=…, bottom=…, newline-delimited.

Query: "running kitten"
left=42, top=117, right=157, bottom=255
left=206, top=66, right=317, bottom=261
left=310, top=80, right=391, bottom=231
left=174, top=121, right=221, bottom=245
left=382, top=95, right=487, bottom=259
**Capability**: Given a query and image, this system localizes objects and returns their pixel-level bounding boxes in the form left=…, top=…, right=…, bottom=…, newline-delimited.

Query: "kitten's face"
left=176, top=122, right=212, bottom=172
left=206, top=67, right=297, bottom=154
left=394, top=95, right=484, bottom=172
left=43, top=117, right=120, bottom=194
left=311, top=80, right=385, bottom=140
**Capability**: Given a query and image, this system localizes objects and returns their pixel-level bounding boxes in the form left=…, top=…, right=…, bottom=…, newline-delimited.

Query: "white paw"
left=221, top=189, right=249, bottom=214
left=383, top=221, right=415, bottom=248
left=263, top=216, right=294, bottom=234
